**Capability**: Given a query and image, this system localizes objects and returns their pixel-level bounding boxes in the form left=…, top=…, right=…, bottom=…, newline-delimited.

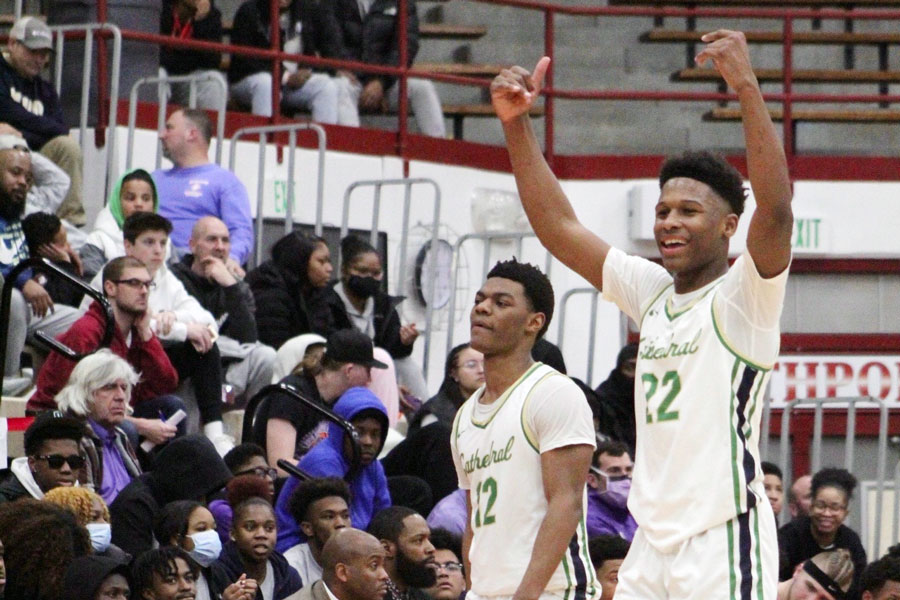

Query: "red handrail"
left=93, top=0, right=900, bottom=175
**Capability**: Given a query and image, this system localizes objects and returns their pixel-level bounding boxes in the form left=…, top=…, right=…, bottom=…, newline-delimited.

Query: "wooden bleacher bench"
left=412, top=63, right=506, bottom=77
left=221, top=21, right=486, bottom=41
left=675, top=67, right=900, bottom=83
left=643, top=28, right=900, bottom=45
left=440, top=103, right=544, bottom=138
left=704, top=106, right=900, bottom=122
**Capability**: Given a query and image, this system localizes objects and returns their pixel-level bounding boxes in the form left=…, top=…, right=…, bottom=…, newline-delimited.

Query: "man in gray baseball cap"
left=1, top=16, right=85, bottom=226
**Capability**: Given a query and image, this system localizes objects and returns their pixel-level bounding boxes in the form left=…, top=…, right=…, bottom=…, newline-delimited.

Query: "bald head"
left=790, top=474, right=813, bottom=518
left=0, top=146, right=31, bottom=221
left=322, top=528, right=383, bottom=572
left=322, top=529, right=389, bottom=600
left=189, top=216, right=231, bottom=265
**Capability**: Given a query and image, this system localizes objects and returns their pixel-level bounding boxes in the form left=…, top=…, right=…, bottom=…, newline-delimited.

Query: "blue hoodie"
left=274, top=387, right=392, bottom=551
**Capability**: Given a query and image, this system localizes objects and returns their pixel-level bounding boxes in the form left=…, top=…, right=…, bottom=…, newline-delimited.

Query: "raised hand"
left=399, top=322, right=419, bottom=346
left=201, top=256, right=237, bottom=287
left=695, top=30, right=758, bottom=95
left=491, top=57, right=550, bottom=124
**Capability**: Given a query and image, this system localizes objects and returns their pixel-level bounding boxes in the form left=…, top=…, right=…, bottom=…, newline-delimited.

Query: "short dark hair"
left=595, top=440, right=629, bottom=463
left=860, top=555, right=900, bottom=595
left=367, top=506, right=419, bottom=544
left=123, top=211, right=172, bottom=244
left=21, top=211, right=62, bottom=252
left=223, top=443, right=267, bottom=474
left=289, top=477, right=351, bottom=525
left=23, top=414, right=83, bottom=456
left=811, top=467, right=857, bottom=501
left=132, top=547, right=198, bottom=596
left=659, top=150, right=746, bottom=216
left=232, top=497, right=275, bottom=530
left=340, top=235, right=379, bottom=272
left=588, top=535, right=630, bottom=569
left=102, top=256, right=148, bottom=288
left=429, top=528, right=462, bottom=561
left=180, top=108, right=213, bottom=145
left=485, top=259, right=554, bottom=339
left=761, top=461, right=783, bottom=481
left=153, top=500, right=203, bottom=546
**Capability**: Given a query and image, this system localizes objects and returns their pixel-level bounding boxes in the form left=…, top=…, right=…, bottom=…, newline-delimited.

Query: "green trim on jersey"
left=729, top=359, right=743, bottom=514
left=519, top=371, right=561, bottom=453
left=663, top=279, right=721, bottom=321
left=754, top=508, right=764, bottom=600
left=578, top=516, right=600, bottom=597
left=639, top=283, right=673, bottom=325
left=469, top=362, right=544, bottom=429
left=711, top=300, right=774, bottom=372
left=561, top=553, right=573, bottom=600
left=727, top=519, right=737, bottom=600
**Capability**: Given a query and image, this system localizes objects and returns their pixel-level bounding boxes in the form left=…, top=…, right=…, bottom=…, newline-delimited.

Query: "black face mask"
left=346, top=275, right=381, bottom=299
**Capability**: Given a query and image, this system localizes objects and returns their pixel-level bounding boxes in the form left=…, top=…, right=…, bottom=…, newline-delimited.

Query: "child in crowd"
left=21, top=210, right=85, bottom=306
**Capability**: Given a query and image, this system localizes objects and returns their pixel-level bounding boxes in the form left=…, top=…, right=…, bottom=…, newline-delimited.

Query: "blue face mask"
left=87, top=522, right=112, bottom=553
left=188, top=529, right=222, bottom=567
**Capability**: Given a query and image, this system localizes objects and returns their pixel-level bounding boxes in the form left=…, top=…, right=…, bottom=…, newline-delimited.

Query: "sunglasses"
left=35, top=454, right=86, bottom=469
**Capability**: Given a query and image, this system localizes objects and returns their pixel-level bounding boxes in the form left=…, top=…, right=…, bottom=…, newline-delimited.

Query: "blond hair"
left=43, top=487, right=110, bottom=527
left=810, top=549, right=855, bottom=594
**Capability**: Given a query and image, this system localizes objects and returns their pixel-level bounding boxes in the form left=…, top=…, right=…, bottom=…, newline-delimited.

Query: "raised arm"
left=696, top=31, right=793, bottom=278
left=491, top=58, right=611, bottom=290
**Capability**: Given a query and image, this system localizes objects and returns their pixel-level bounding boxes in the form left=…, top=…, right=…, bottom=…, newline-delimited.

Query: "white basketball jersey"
left=602, top=248, right=789, bottom=552
left=451, top=362, right=598, bottom=599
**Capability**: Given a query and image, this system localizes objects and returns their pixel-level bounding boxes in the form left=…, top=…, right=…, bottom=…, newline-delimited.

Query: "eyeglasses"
left=436, top=562, right=463, bottom=573
left=114, top=278, right=156, bottom=291
left=812, top=501, right=848, bottom=513
left=35, top=454, right=86, bottom=469
left=460, top=360, right=483, bottom=370
left=235, top=466, right=278, bottom=480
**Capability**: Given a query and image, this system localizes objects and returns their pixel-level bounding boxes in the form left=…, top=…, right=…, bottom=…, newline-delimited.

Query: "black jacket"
left=228, top=0, right=331, bottom=84
left=62, top=555, right=130, bottom=600
left=324, top=285, right=413, bottom=359
left=778, top=515, right=867, bottom=597
left=319, top=0, right=420, bottom=88
left=0, top=470, right=29, bottom=504
left=0, top=52, right=67, bottom=150
left=160, top=0, right=223, bottom=74
left=109, top=434, right=232, bottom=558
left=171, top=254, right=259, bottom=343
left=216, top=540, right=303, bottom=599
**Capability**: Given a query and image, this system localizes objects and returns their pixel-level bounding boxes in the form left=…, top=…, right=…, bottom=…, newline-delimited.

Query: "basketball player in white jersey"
left=490, top=30, right=792, bottom=600
left=450, top=259, right=598, bottom=600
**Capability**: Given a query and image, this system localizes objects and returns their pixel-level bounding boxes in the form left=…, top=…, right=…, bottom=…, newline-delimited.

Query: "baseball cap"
left=325, top=329, right=388, bottom=369
left=0, top=134, right=30, bottom=152
left=24, top=410, right=84, bottom=455
left=10, top=17, right=54, bottom=51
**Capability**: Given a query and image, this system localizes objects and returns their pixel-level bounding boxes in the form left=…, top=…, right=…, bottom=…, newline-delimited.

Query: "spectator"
left=408, top=342, right=483, bottom=436
left=0, top=499, right=92, bottom=600
left=1, top=17, right=86, bottom=225
left=367, top=506, right=436, bottom=600
left=53, top=350, right=144, bottom=504
left=588, top=535, right=630, bottom=600
left=82, top=212, right=231, bottom=450
left=246, top=231, right=334, bottom=350
left=382, top=422, right=457, bottom=505
left=424, top=528, right=465, bottom=600
left=1, top=137, right=79, bottom=387
left=154, top=499, right=251, bottom=598
left=154, top=107, right=253, bottom=267
left=586, top=440, right=637, bottom=541
left=62, top=555, right=131, bottom=600
left=253, top=329, right=383, bottom=474
left=531, top=337, right=566, bottom=374
left=0, top=410, right=84, bottom=502
left=160, top=0, right=226, bottom=110
left=275, top=386, right=392, bottom=551
left=777, top=550, right=854, bottom=600
left=132, top=546, right=204, bottom=600
left=790, top=474, right=813, bottom=520
left=284, top=477, right=353, bottom=584
left=592, top=342, right=638, bottom=453
left=298, top=528, right=390, bottom=600
left=319, top=0, right=445, bottom=137
left=763, top=461, right=785, bottom=518
left=209, top=443, right=278, bottom=542
left=228, top=0, right=357, bottom=124
left=860, top=553, right=900, bottom=600
left=109, top=434, right=232, bottom=557
left=31, top=257, right=182, bottom=446
left=216, top=497, right=302, bottom=599
left=779, top=468, right=867, bottom=596
left=271, top=333, right=327, bottom=383
left=43, top=486, right=129, bottom=562
left=426, top=488, right=466, bottom=538
left=328, top=235, right=425, bottom=398
left=21, top=210, right=84, bottom=306
left=80, top=168, right=174, bottom=281
left=172, top=216, right=277, bottom=405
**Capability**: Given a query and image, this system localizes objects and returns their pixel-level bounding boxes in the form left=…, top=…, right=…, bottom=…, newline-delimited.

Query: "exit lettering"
left=792, top=217, right=822, bottom=250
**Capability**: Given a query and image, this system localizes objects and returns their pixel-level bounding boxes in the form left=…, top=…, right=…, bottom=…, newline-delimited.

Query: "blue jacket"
left=275, top=387, right=392, bottom=551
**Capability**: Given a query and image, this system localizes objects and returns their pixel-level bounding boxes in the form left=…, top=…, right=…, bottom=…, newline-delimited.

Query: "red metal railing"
left=89, top=0, right=900, bottom=177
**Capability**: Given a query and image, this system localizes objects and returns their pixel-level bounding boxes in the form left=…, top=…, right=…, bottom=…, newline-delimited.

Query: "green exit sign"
left=791, top=217, right=826, bottom=251
left=272, top=180, right=295, bottom=215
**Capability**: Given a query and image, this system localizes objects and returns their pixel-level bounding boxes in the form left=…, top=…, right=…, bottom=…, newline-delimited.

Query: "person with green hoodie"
left=80, top=168, right=175, bottom=280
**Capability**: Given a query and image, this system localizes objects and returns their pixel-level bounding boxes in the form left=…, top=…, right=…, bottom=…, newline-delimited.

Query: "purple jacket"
left=586, top=486, right=637, bottom=542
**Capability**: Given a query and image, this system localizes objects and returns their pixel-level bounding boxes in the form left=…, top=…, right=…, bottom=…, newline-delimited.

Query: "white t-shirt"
left=283, top=542, right=322, bottom=587
left=601, top=247, right=789, bottom=551
left=451, top=362, right=598, bottom=598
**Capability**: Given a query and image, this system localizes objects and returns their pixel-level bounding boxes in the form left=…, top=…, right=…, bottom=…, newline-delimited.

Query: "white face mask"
left=87, top=522, right=112, bottom=553
left=188, top=529, right=223, bottom=567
